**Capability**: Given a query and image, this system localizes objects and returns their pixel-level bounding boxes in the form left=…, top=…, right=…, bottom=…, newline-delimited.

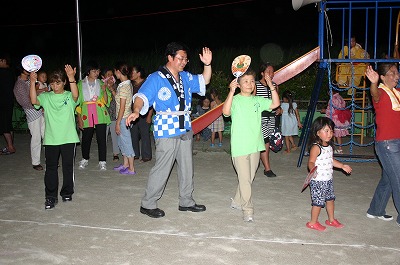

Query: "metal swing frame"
left=297, top=0, right=400, bottom=167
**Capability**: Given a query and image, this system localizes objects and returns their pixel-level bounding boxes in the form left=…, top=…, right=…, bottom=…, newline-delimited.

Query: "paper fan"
left=301, top=166, right=318, bottom=193
left=21, top=55, right=42, bottom=72
left=231, top=55, right=251, bottom=78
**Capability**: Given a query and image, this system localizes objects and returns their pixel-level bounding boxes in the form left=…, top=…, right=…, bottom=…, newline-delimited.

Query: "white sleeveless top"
left=314, top=143, right=333, bottom=181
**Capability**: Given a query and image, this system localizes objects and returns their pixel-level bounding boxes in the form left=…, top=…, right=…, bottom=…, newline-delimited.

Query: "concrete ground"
left=0, top=133, right=399, bottom=265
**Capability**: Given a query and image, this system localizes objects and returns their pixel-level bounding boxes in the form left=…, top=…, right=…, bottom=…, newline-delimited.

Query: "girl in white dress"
left=281, top=90, right=302, bottom=153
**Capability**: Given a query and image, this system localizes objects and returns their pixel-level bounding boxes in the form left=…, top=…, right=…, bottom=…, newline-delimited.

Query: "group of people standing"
left=1, top=43, right=399, bottom=229
left=76, top=61, right=153, bottom=174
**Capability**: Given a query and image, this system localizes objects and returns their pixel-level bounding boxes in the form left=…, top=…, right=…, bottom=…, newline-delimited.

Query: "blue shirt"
left=134, top=70, right=206, bottom=138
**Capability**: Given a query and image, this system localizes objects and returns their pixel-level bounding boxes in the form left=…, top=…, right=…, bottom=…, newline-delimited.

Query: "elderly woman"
left=365, top=63, right=400, bottom=227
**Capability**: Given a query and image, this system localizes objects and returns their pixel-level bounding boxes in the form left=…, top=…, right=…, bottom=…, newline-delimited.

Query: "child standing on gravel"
left=222, top=69, right=280, bottom=222
left=281, top=90, right=302, bottom=153
left=322, top=91, right=350, bottom=154
left=306, top=116, right=352, bottom=231
left=208, top=88, right=224, bottom=147
left=193, top=96, right=211, bottom=142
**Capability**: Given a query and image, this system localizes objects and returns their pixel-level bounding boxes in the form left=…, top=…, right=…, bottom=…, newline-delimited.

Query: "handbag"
left=269, top=126, right=283, bottom=153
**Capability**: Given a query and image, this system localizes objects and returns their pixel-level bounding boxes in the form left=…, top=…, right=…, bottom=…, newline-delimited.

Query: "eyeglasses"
left=175, top=56, right=189, bottom=63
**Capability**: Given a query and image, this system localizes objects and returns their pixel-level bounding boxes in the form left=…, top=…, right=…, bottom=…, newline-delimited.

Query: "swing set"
left=295, top=0, right=400, bottom=166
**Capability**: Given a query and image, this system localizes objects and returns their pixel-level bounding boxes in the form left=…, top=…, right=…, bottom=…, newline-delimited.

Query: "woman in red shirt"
left=365, top=63, right=400, bottom=227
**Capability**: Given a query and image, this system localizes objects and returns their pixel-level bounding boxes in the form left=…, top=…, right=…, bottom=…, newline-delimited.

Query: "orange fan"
left=231, top=55, right=251, bottom=78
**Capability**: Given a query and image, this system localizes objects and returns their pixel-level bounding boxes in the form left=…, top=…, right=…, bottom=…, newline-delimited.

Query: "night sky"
left=1, top=0, right=319, bottom=64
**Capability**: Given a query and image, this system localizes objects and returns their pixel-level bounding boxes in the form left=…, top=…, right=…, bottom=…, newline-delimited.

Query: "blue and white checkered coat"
left=133, top=70, right=206, bottom=138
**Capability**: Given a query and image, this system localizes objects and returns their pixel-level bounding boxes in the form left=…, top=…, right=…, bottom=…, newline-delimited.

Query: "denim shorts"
left=117, top=118, right=135, bottom=157
left=309, top=179, right=335, bottom=207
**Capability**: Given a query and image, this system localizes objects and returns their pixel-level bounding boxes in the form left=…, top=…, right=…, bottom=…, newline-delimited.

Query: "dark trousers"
left=130, top=116, right=152, bottom=159
left=44, top=143, right=76, bottom=199
left=81, top=124, right=107, bottom=161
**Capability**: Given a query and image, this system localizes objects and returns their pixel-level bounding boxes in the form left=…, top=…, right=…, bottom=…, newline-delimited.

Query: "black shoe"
left=264, top=170, right=277, bottom=178
left=62, top=195, right=72, bottom=202
left=178, top=204, right=206, bottom=212
left=45, top=197, right=58, bottom=210
left=33, top=164, right=44, bottom=171
left=140, top=207, right=165, bottom=218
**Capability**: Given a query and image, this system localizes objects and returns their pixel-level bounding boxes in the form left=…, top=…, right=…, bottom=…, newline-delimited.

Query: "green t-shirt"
left=36, top=91, right=80, bottom=145
left=225, top=94, right=272, bottom=157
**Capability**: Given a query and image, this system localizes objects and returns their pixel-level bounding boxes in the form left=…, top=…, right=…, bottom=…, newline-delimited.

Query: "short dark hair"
left=259, top=62, right=274, bottom=74
left=37, top=69, right=47, bottom=75
left=164, top=42, right=189, bottom=60
left=101, top=68, right=113, bottom=77
left=48, top=69, right=66, bottom=83
left=238, top=69, right=256, bottom=82
left=377, top=62, right=398, bottom=77
left=84, top=60, right=100, bottom=76
left=0, top=52, right=11, bottom=66
left=132, top=65, right=147, bottom=79
left=308, top=116, right=335, bottom=149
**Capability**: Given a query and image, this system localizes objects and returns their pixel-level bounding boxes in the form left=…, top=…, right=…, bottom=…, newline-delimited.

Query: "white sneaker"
left=99, top=161, right=107, bottom=171
left=79, top=159, right=89, bottom=169
left=366, top=213, right=393, bottom=221
left=243, top=215, right=254, bottom=222
left=230, top=198, right=241, bottom=210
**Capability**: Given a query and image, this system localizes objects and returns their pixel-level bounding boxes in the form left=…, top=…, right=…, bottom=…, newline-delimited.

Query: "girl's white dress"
left=281, top=102, right=298, bottom=136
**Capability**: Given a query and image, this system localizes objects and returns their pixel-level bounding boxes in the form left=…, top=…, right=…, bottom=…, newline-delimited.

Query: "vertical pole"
left=318, top=1, right=325, bottom=60
left=297, top=62, right=327, bottom=168
left=75, top=0, right=82, bottom=80
left=297, top=1, right=327, bottom=167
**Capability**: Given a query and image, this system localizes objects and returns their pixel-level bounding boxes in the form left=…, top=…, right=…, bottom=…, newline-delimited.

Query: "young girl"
left=223, top=69, right=280, bottom=222
left=324, top=91, right=350, bottom=154
left=29, top=65, right=80, bottom=209
left=193, top=96, right=211, bottom=141
left=253, top=63, right=281, bottom=178
left=281, top=90, right=302, bottom=153
left=113, top=62, right=136, bottom=175
left=306, top=116, right=352, bottom=231
left=208, top=88, right=224, bottom=147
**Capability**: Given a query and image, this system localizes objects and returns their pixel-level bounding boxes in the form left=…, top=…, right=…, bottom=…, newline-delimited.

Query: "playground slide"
left=191, top=46, right=320, bottom=135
